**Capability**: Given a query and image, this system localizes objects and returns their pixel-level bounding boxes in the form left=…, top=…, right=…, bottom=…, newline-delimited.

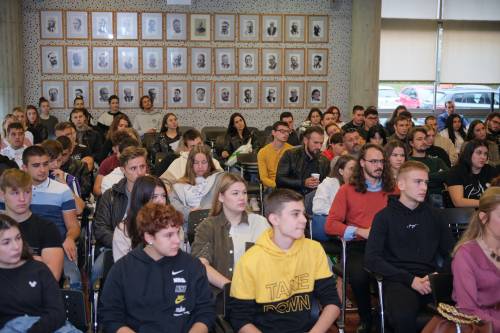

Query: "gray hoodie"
left=132, top=109, right=163, bottom=136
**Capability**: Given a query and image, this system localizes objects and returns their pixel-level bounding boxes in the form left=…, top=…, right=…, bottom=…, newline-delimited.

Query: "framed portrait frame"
left=116, top=12, right=138, bottom=40
left=92, top=46, right=114, bottom=74
left=42, top=80, right=65, bottom=109
left=117, top=47, right=139, bottom=74
left=284, top=49, right=305, bottom=76
left=93, top=81, right=115, bottom=109
left=215, top=82, right=236, bottom=109
left=261, top=49, right=282, bottom=76
left=215, top=48, right=236, bottom=75
left=66, top=11, right=88, bottom=39
left=306, top=81, right=327, bottom=108
left=141, top=13, right=163, bottom=40
left=166, top=13, right=187, bottom=41
left=283, top=81, right=304, bottom=108
left=239, top=14, right=260, bottom=42
left=41, top=46, right=64, bottom=74
left=66, top=46, right=89, bottom=74
left=92, top=12, right=113, bottom=40
left=190, top=48, right=212, bottom=75
left=40, top=11, right=63, bottom=39
left=261, top=81, right=282, bottom=109
left=190, top=14, right=211, bottom=41
left=238, top=48, right=258, bottom=76
left=285, top=15, right=306, bottom=42
left=238, top=82, right=259, bottom=109
left=118, top=81, right=139, bottom=108
left=307, top=48, right=328, bottom=75
left=262, top=15, right=282, bottom=42
left=167, top=81, right=188, bottom=108
left=142, top=47, right=164, bottom=74
left=308, top=15, right=329, bottom=43
left=190, top=81, right=212, bottom=108
left=166, top=47, right=188, bottom=74
left=67, top=80, right=90, bottom=108
left=214, top=14, right=235, bottom=41
left=142, top=81, right=164, bottom=109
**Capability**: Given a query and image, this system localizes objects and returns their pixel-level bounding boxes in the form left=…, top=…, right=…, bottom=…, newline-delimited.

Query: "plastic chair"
left=236, top=153, right=263, bottom=214
left=439, top=207, right=475, bottom=241
left=61, top=289, right=88, bottom=332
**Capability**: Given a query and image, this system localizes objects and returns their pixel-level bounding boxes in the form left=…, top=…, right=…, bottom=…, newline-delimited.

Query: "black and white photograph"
left=215, top=48, right=236, bottom=75
left=261, top=81, right=282, bottom=108
left=285, top=15, right=305, bottom=42
left=167, top=81, right=188, bottom=108
left=308, top=15, right=328, bottom=43
left=307, top=48, right=328, bottom=75
left=190, top=14, right=211, bottom=41
left=67, top=80, right=90, bottom=108
left=42, top=81, right=65, bottom=108
left=238, top=49, right=259, bottom=76
left=142, top=47, right=163, bottom=74
left=41, top=46, right=64, bottom=74
left=238, top=82, right=258, bottom=109
left=116, top=12, right=138, bottom=39
left=40, top=11, right=63, bottom=39
left=118, top=81, right=139, bottom=108
left=93, top=81, right=115, bottom=108
left=190, top=81, right=211, bottom=108
left=92, top=12, right=113, bottom=39
left=261, top=49, right=282, bottom=76
left=239, top=15, right=259, bottom=42
left=262, top=15, right=282, bottom=42
left=166, top=47, right=188, bottom=74
left=190, top=48, right=212, bottom=75
left=215, top=82, right=236, bottom=108
left=283, top=81, right=304, bottom=108
left=66, top=11, right=88, bottom=39
left=142, top=81, right=164, bottom=108
left=117, top=47, right=139, bottom=74
left=214, top=14, right=235, bottom=41
left=66, top=46, right=89, bottom=74
left=92, top=47, right=114, bottom=74
left=306, top=81, right=327, bottom=108
left=284, top=49, right=305, bottom=76
left=166, top=13, right=187, bottom=40
left=141, top=13, right=163, bottom=40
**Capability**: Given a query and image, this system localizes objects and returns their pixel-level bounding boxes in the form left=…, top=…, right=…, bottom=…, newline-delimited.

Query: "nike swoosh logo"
left=172, top=270, right=184, bottom=275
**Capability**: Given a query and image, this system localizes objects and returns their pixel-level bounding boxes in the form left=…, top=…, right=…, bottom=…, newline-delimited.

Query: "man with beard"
left=276, top=126, right=329, bottom=195
left=343, top=128, right=363, bottom=157
left=486, top=112, right=500, bottom=154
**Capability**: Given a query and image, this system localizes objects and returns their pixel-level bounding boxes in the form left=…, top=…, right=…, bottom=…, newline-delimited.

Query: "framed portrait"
left=142, top=81, right=164, bottom=109
left=261, top=49, right=282, bottom=76
left=167, top=81, right=188, bottom=108
left=42, top=81, right=65, bottom=108
left=92, top=47, right=114, bottom=74
left=214, top=14, right=235, bottom=41
left=67, top=80, right=90, bottom=108
left=92, top=12, right=113, bottom=39
left=166, top=13, right=187, bottom=40
left=262, top=15, right=282, bottom=42
left=284, top=49, right=305, bottom=76
left=308, top=15, right=328, bottom=43
left=215, top=48, right=236, bottom=75
left=166, top=47, right=188, bottom=74
left=116, top=12, right=138, bottom=40
left=283, top=81, right=304, bottom=108
left=215, top=82, right=236, bottom=109
left=190, top=81, right=212, bottom=108
left=118, top=81, right=139, bottom=108
left=93, top=81, right=115, bottom=109
left=190, top=48, right=212, bottom=75
left=142, top=47, right=163, bottom=74
left=117, top=47, right=139, bottom=74
left=66, top=11, right=88, bottom=39
left=238, top=82, right=258, bottom=109
left=41, top=46, right=64, bottom=74
left=285, top=15, right=305, bottom=42
left=307, top=48, right=328, bottom=75
left=40, top=11, right=63, bottom=39
left=190, top=14, right=211, bottom=41
left=306, top=81, right=327, bottom=108
left=239, top=14, right=259, bottom=42
left=261, top=81, right=282, bottom=109
left=141, top=13, right=163, bottom=40
left=66, top=46, right=89, bottom=74
left=238, top=49, right=258, bottom=76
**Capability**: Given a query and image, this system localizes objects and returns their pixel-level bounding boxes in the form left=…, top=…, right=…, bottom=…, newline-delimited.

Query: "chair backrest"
left=429, top=273, right=454, bottom=306
left=179, top=126, right=195, bottom=134
left=236, top=153, right=257, bottom=164
left=222, top=282, right=231, bottom=319
left=187, top=209, right=210, bottom=244
left=61, top=289, right=87, bottom=331
left=440, top=207, right=475, bottom=240
left=201, top=126, right=227, bottom=142
left=304, top=190, right=316, bottom=217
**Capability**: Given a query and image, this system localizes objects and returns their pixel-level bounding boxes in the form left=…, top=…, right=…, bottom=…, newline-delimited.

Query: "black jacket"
left=27, top=123, right=48, bottom=144
left=426, top=145, right=451, bottom=168
left=223, top=131, right=259, bottom=156
left=77, top=128, right=103, bottom=160
left=276, top=146, right=330, bottom=195
left=61, top=158, right=92, bottom=200
left=100, top=248, right=215, bottom=333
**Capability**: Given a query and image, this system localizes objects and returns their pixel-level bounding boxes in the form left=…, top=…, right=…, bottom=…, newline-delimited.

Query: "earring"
left=148, top=242, right=153, bottom=246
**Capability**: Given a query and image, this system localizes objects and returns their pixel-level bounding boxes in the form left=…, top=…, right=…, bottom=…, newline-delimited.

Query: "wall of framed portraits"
left=24, top=0, right=352, bottom=129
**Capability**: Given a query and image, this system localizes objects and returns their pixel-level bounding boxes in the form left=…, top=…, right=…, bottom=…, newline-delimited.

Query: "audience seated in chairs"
left=322, top=132, right=345, bottom=161
left=38, top=97, right=59, bottom=139
left=364, top=161, right=455, bottom=333
left=387, top=115, right=411, bottom=154
left=341, top=105, right=365, bottom=136
left=1, top=122, right=27, bottom=168
left=440, top=113, right=466, bottom=156
left=12, top=107, right=34, bottom=146
left=221, top=113, right=260, bottom=160
left=384, top=139, right=408, bottom=180
left=466, top=119, right=500, bottom=166
left=96, top=113, right=132, bottom=165
left=279, top=111, right=301, bottom=146
left=423, top=124, right=452, bottom=168
left=96, top=94, right=126, bottom=143
left=131, top=95, right=163, bottom=137
left=154, top=112, right=182, bottom=156
left=55, top=122, right=93, bottom=172
left=343, top=128, right=363, bottom=158
left=69, top=108, right=103, bottom=163
left=425, top=115, right=458, bottom=166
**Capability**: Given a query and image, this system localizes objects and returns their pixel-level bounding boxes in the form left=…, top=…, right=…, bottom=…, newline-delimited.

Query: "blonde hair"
left=209, top=172, right=247, bottom=217
left=178, top=145, right=218, bottom=185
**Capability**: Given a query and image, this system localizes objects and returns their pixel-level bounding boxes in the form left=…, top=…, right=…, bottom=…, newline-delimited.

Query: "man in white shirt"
left=1, top=122, right=27, bottom=168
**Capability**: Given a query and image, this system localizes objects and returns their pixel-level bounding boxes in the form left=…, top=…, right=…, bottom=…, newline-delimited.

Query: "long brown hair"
left=350, top=143, right=395, bottom=193
left=106, top=114, right=131, bottom=140
left=328, top=155, right=356, bottom=184
left=178, top=145, right=218, bottom=185
left=209, top=173, right=248, bottom=217
left=0, top=214, right=33, bottom=261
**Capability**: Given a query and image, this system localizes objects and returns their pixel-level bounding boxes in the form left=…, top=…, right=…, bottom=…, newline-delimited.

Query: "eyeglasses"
left=363, top=159, right=385, bottom=165
left=276, top=129, right=291, bottom=134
